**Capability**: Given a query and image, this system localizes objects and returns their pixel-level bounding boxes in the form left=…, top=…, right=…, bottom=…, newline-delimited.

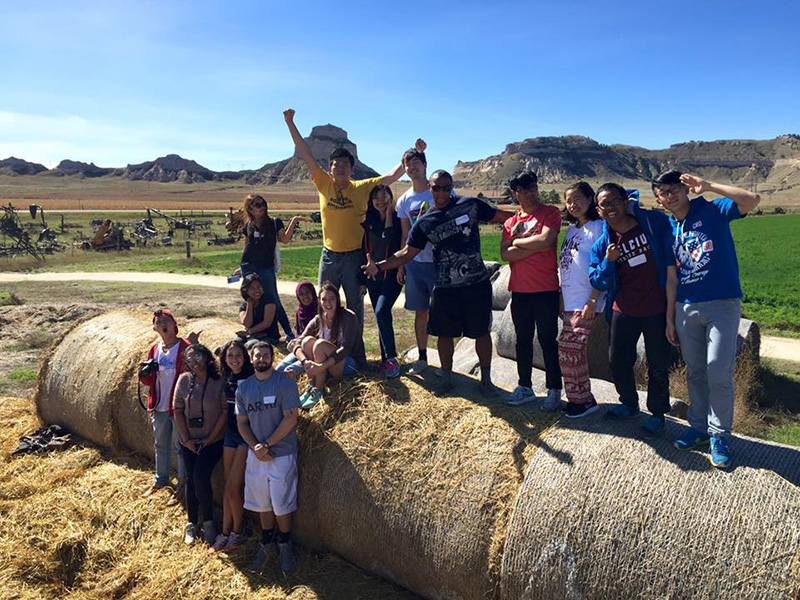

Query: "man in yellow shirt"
left=283, top=108, right=418, bottom=327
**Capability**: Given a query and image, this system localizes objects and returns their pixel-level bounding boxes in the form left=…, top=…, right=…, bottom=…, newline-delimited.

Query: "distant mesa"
left=0, top=156, right=47, bottom=176
left=51, top=159, right=114, bottom=178
left=454, top=133, right=800, bottom=194
left=247, top=124, right=379, bottom=184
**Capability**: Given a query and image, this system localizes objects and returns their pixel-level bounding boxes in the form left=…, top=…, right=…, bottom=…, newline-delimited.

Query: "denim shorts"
left=404, top=260, right=436, bottom=311
left=277, top=354, right=360, bottom=377
left=223, top=427, right=247, bottom=449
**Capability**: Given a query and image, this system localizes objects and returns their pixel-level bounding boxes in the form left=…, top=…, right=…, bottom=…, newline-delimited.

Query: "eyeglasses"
left=251, top=201, right=267, bottom=208
left=185, top=352, right=204, bottom=363
left=430, top=184, right=453, bottom=192
left=655, top=186, right=683, bottom=199
left=598, top=196, right=624, bottom=209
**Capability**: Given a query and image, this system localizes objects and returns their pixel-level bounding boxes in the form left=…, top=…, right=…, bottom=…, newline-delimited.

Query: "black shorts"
left=428, top=279, right=492, bottom=339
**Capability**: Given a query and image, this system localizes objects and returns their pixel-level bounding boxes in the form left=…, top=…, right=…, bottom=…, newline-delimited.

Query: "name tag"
left=628, top=254, right=647, bottom=267
left=253, top=231, right=261, bottom=238
left=263, top=395, right=276, bottom=405
left=522, top=220, right=536, bottom=232
left=455, top=214, right=469, bottom=225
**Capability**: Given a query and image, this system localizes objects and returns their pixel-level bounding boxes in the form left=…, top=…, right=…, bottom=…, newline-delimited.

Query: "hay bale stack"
left=500, top=417, right=800, bottom=599
left=36, top=311, right=243, bottom=459
left=36, top=312, right=800, bottom=600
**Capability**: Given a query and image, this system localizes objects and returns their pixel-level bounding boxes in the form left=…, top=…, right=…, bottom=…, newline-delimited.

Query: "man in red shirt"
left=501, top=171, right=563, bottom=408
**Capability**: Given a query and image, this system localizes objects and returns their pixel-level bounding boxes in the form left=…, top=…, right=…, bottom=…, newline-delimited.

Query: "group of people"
left=137, top=108, right=759, bottom=571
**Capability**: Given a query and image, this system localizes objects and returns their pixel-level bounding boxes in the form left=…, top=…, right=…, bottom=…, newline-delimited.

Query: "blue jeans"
left=277, top=353, right=360, bottom=377
left=152, top=411, right=187, bottom=487
left=318, top=248, right=365, bottom=330
left=676, top=299, right=740, bottom=439
left=366, top=272, right=402, bottom=362
left=241, top=264, right=292, bottom=336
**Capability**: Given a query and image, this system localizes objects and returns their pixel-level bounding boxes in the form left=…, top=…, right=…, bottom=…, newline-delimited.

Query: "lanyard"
left=188, top=375, right=209, bottom=421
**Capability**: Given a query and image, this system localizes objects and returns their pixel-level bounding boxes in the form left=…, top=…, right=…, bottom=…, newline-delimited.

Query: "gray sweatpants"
left=318, top=247, right=365, bottom=330
left=675, top=299, right=741, bottom=439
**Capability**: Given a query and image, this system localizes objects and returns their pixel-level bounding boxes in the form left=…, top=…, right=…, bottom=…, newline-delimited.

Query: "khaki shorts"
left=243, top=452, right=298, bottom=516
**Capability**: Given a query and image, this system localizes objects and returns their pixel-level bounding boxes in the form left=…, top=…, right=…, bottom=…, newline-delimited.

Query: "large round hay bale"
left=499, top=417, right=800, bottom=600
left=36, top=311, right=800, bottom=600
left=36, top=311, right=243, bottom=459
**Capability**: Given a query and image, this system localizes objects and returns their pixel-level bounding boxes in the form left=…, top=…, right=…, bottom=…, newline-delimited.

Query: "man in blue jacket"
left=655, top=170, right=760, bottom=468
left=588, top=183, right=677, bottom=437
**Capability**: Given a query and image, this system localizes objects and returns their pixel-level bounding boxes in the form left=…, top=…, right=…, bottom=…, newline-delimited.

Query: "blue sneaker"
left=673, top=428, right=711, bottom=450
left=298, top=386, right=312, bottom=407
left=642, top=415, right=665, bottom=438
left=301, top=387, right=325, bottom=410
left=604, top=404, right=640, bottom=421
left=709, top=436, right=732, bottom=469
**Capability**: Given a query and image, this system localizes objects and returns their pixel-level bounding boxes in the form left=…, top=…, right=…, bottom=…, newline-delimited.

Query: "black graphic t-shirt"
left=407, top=196, right=497, bottom=288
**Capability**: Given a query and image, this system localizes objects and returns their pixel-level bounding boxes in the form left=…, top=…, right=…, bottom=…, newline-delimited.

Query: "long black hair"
left=219, top=338, right=254, bottom=379
left=185, top=343, right=220, bottom=380
left=563, top=181, right=600, bottom=224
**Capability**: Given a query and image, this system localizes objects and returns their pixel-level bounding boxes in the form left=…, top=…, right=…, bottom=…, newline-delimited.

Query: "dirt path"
left=2, top=271, right=798, bottom=362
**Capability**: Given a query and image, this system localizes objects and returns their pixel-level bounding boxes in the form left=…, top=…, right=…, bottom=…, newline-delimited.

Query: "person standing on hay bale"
left=235, top=341, right=300, bottom=573
left=138, top=309, right=191, bottom=506
left=500, top=170, right=564, bottom=409
left=173, top=344, right=227, bottom=546
left=235, top=193, right=310, bottom=342
left=283, top=108, right=418, bottom=330
left=237, top=273, right=280, bottom=349
left=365, top=170, right=516, bottom=398
left=558, top=182, right=606, bottom=418
left=589, top=184, right=676, bottom=437
left=362, top=184, right=404, bottom=379
left=395, top=143, right=437, bottom=375
left=275, top=282, right=367, bottom=409
left=209, top=339, right=254, bottom=553
left=654, top=171, right=761, bottom=469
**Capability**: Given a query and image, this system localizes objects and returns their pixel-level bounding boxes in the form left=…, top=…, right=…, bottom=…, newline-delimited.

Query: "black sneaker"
left=564, top=399, right=600, bottom=419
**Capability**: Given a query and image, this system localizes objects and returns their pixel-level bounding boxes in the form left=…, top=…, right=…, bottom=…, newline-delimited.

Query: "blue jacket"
left=588, top=191, right=674, bottom=321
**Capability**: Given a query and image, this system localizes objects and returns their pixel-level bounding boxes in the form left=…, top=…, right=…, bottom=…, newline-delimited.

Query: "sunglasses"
left=430, top=184, right=453, bottom=192
left=185, top=353, right=204, bottom=363
left=251, top=201, right=267, bottom=208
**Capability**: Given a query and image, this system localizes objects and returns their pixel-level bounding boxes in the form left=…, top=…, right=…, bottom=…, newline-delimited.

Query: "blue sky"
left=1, top=0, right=798, bottom=174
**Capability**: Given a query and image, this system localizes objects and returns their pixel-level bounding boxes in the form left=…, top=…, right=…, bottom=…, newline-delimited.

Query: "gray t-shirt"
left=234, top=371, right=301, bottom=456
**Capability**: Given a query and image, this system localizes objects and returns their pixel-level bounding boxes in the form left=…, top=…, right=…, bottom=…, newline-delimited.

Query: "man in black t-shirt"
left=365, top=170, right=515, bottom=397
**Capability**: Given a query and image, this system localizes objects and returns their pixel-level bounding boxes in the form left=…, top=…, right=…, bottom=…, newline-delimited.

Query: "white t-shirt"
left=559, top=219, right=606, bottom=312
left=154, top=341, right=181, bottom=412
left=395, top=187, right=434, bottom=263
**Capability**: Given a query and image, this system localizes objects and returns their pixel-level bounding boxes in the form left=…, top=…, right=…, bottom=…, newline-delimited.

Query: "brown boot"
left=142, top=482, right=165, bottom=498
left=165, top=483, right=185, bottom=507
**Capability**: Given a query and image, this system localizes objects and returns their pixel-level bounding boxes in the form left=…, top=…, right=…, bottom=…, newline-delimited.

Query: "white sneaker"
left=543, top=389, right=563, bottom=411
left=184, top=522, right=198, bottom=545
left=407, top=359, right=428, bottom=375
left=505, top=386, right=536, bottom=406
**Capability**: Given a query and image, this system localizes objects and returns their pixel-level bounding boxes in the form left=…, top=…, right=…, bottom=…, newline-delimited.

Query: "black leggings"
left=511, top=291, right=562, bottom=389
left=183, top=440, right=223, bottom=524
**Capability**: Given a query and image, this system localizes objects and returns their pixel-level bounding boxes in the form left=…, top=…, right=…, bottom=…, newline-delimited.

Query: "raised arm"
left=283, top=109, right=323, bottom=179
left=381, top=138, right=427, bottom=186
left=277, top=215, right=311, bottom=244
left=680, top=174, right=761, bottom=215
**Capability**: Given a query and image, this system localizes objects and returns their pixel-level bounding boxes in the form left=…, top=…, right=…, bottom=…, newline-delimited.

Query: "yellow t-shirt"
left=312, top=172, right=383, bottom=252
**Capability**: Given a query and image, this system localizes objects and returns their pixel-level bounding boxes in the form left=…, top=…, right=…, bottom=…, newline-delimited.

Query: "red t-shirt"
left=503, top=205, right=562, bottom=293
left=611, top=224, right=666, bottom=317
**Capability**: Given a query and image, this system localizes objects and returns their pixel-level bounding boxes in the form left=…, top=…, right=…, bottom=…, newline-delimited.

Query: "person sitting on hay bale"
left=237, top=273, right=280, bottom=349
left=235, top=341, right=301, bottom=573
left=293, top=280, right=318, bottom=337
left=654, top=171, right=761, bottom=469
left=138, top=308, right=192, bottom=505
left=365, top=170, right=515, bottom=398
left=276, top=282, right=366, bottom=410
left=209, top=338, right=254, bottom=553
left=589, top=184, right=676, bottom=437
left=173, top=343, right=227, bottom=546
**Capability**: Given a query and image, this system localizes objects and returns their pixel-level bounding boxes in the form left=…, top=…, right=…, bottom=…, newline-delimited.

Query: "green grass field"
left=3, top=215, right=799, bottom=335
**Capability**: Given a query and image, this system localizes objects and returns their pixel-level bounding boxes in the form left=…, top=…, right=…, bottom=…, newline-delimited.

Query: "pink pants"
left=558, top=311, right=597, bottom=404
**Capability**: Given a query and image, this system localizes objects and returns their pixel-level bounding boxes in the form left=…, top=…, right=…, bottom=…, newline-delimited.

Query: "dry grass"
left=0, top=395, right=419, bottom=600
left=668, top=353, right=765, bottom=436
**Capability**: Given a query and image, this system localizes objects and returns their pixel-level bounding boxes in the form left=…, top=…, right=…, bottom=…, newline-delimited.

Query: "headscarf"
left=295, top=280, right=318, bottom=335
